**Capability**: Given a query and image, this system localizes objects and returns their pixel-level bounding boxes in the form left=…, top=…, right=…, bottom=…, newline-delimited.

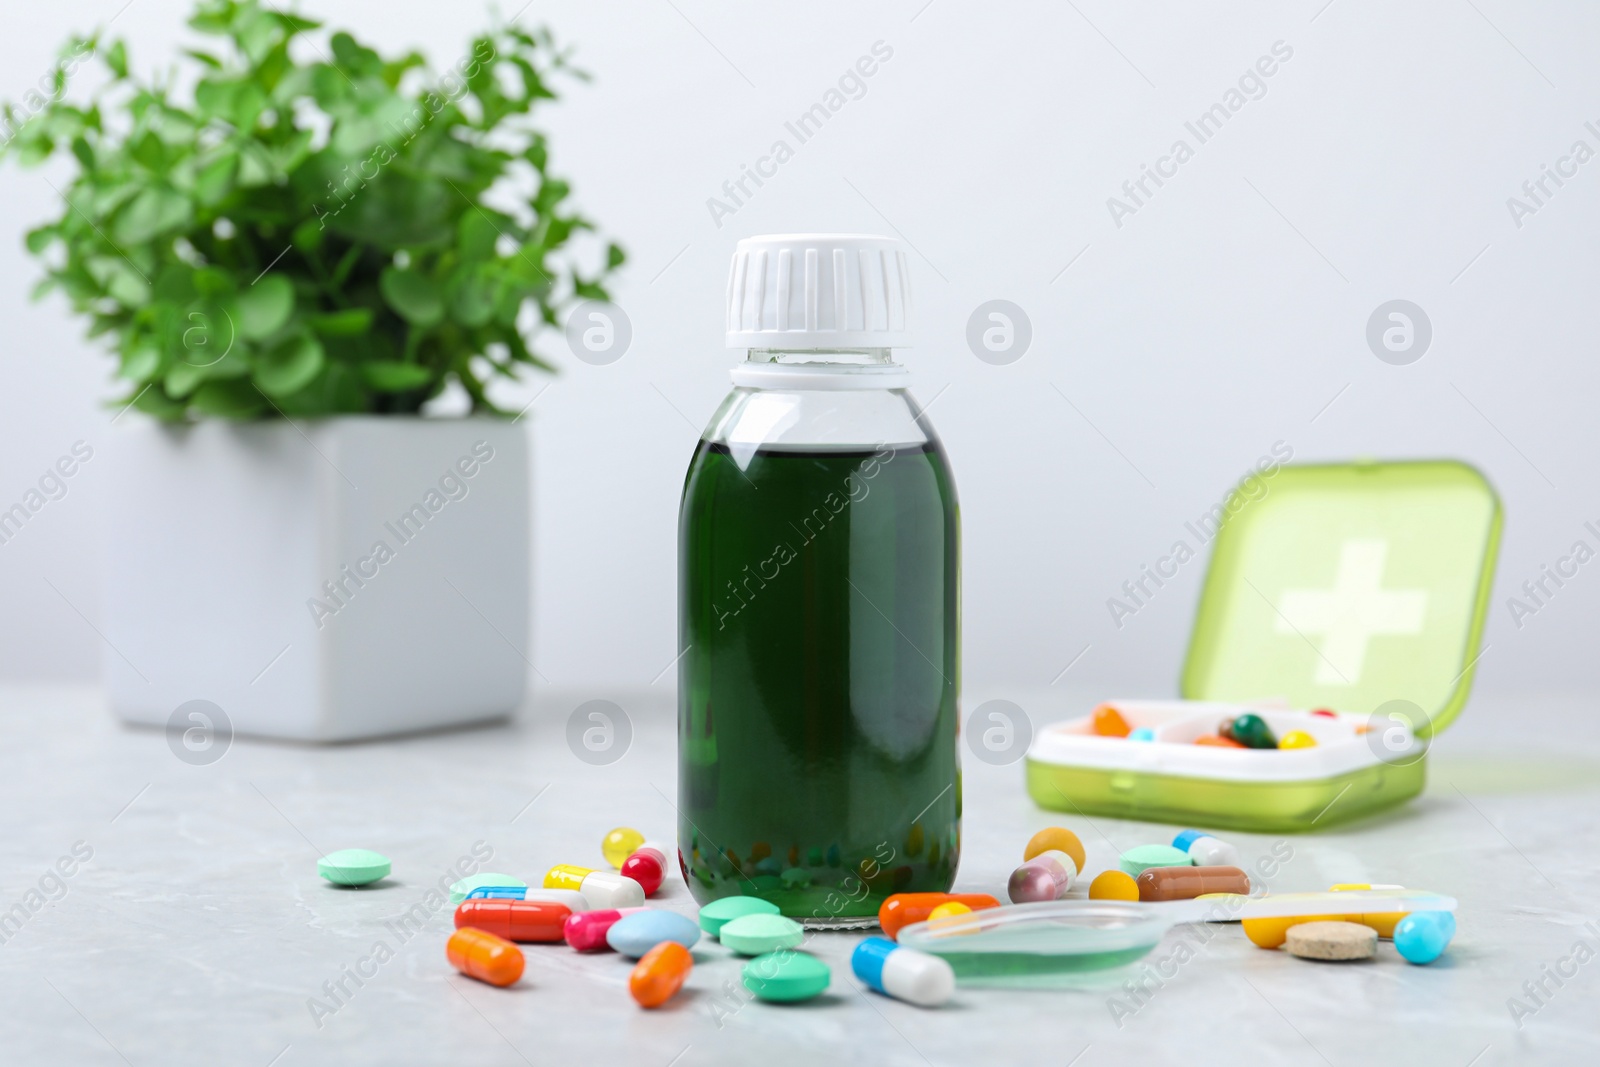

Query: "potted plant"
left=4, top=0, right=623, bottom=739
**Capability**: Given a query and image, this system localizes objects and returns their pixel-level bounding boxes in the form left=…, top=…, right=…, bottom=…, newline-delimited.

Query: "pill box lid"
left=1180, top=460, right=1501, bottom=737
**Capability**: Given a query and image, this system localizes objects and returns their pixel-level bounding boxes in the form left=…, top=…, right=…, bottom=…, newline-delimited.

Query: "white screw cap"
left=725, top=233, right=912, bottom=349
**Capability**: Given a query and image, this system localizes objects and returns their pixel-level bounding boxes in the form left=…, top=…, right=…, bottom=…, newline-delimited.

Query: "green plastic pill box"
left=1027, top=461, right=1502, bottom=832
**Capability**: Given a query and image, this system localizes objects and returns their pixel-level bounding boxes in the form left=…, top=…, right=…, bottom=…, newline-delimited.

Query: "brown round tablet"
left=1285, top=920, right=1378, bottom=961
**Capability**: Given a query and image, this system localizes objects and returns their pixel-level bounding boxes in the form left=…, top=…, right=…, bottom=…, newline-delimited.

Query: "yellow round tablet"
left=927, top=901, right=979, bottom=936
left=1023, top=826, right=1085, bottom=873
left=1089, top=869, right=1140, bottom=902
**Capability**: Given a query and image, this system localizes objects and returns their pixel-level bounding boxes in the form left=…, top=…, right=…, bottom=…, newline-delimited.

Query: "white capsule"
left=580, top=870, right=645, bottom=909
left=1187, top=836, right=1240, bottom=868
left=518, top=887, right=591, bottom=911
left=884, top=946, right=955, bottom=1006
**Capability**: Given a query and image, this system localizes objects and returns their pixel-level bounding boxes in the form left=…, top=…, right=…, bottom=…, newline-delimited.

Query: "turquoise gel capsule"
left=1394, top=910, right=1455, bottom=964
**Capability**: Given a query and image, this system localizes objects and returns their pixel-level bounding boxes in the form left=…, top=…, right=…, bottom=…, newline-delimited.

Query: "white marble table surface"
left=1, top=684, right=1596, bottom=1066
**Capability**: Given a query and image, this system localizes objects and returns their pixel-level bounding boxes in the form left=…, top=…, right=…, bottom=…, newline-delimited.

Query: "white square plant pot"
left=104, top=417, right=529, bottom=741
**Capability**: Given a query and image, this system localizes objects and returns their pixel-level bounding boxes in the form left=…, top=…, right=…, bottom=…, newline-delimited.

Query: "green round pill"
left=742, top=951, right=830, bottom=1002
left=448, top=872, right=526, bottom=904
left=1119, top=844, right=1195, bottom=877
left=699, top=895, right=781, bottom=936
left=720, top=914, right=804, bottom=956
left=318, top=849, right=391, bottom=886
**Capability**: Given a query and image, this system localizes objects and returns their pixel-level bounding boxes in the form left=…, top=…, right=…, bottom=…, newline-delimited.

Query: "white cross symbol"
left=1273, top=539, right=1427, bottom=685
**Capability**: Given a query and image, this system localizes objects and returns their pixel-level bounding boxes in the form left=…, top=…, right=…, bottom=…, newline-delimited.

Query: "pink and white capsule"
left=1007, top=849, right=1077, bottom=904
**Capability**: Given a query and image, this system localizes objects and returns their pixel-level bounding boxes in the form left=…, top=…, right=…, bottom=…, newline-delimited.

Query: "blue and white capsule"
left=852, top=936, right=954, bottom=1007
left=1171, top=829, right=1205, bottom=852
left=465, top=886, right=590, bottom=911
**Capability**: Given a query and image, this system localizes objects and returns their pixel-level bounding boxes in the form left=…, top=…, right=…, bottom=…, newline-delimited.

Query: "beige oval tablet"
left=1286, top=920, right=1378, bottom=961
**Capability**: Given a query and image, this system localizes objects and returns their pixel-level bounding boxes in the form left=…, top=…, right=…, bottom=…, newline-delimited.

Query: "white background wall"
left=3, top=0, right=1598, bottom=714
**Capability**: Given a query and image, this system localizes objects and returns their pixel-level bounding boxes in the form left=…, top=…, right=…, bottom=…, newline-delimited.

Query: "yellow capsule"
left=1278, top=730, right=1317, bottom=750
left=602, top=827, right=645, bottom=868
left=906, top=822, right=925, bottom=857
left=544, top=864, right=590, bottom=891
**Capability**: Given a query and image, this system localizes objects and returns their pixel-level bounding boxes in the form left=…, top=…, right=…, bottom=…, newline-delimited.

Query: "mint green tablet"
left=743, top=951, right=830, bottom=1002
left=699, top=895, right=780, bottom=937
left=318, top=849, right=391, bottom=886
left=1119, top=844, right=1195, bottom=877
left=720, top=914, right=803, bottom=956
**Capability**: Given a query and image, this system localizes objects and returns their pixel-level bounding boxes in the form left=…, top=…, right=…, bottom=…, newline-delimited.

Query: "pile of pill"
left=325, top=818, right=1455, bottom=1013
left=1255, top=882, right=1457, bottom=966
left=1090, top=704, right=1331, bottom=750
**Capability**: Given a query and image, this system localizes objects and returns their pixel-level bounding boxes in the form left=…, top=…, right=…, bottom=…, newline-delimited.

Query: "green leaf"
left=458, top=208, right=501, bottom=262
left=359, top=361, right=433, bottom=392
left=115, top=186, right=190, bottom=244
left=105, top=40, right=128, bottom=79
left=379, top=267, right=443, bottom=326
left=190, top=379, right=267, bottom=418
left=119, top=342, right=161, bottom=381
left=606, top=243, right=626, bottom=269
left=24, top=225, right=56, bottom=255
left=193, top=78, right=237, bottom=120
left=309, top=308, right=373, bottom=336
left=235, top=274, right=294, bottom=340
left=254, top=334, right=324, bottom=397
left=106, top=265, right=150, bottom=308
left=269, top=12, right=322, bottom=36
left=194, top=151, right=237, bottom=205
left=449, top=265, right=498, bottom=328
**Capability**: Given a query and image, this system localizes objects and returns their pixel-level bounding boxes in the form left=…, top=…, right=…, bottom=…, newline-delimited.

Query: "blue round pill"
left=606, top=909, right=701, bottom=959
left=1394, top=911, right=1455, bottom=964
left=1129, top=727, right=1155, bottom=741
left=1171, top=829, right=1205, bottom=852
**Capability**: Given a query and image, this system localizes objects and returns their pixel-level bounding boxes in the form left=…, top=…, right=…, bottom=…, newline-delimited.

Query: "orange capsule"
left=447, top=926, right=524, bottom=987
left=878, top=892, right=1001, bottom=940
left=630, top=940, right=692, bottom=1008
left=1092, top=704, right=1131, bottom=737
left=1194, top=733, right=1245, bottom=748
left=1136, top=865, right=1251, bottom=901
left=454, top=900, right=570, bottom=943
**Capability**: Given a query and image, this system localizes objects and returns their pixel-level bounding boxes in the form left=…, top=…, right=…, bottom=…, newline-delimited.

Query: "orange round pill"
left=1089, top=870, right=1140, bottom=901
left=630, top=940, right=693, bottom=1008
left=447, top=926, right=524, bottom=987
left=1195, top=734, right=1245, bottom=748
left=1023, top=826, right=1085, bottom=873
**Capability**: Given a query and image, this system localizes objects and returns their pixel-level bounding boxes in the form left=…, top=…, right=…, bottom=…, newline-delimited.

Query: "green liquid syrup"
left=678, top=439, right=961, bottom=922
left=938, top=946, right=1156, bottom=984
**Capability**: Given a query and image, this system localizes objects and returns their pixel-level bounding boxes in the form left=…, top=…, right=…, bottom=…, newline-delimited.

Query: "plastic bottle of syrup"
left=678, top=234, right=960, bottom=927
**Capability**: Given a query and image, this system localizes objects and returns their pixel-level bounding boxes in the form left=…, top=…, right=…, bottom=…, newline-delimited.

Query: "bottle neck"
left=731, top=348, right=909, bottom=391
left=746, top=348, right=897, bottom=367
